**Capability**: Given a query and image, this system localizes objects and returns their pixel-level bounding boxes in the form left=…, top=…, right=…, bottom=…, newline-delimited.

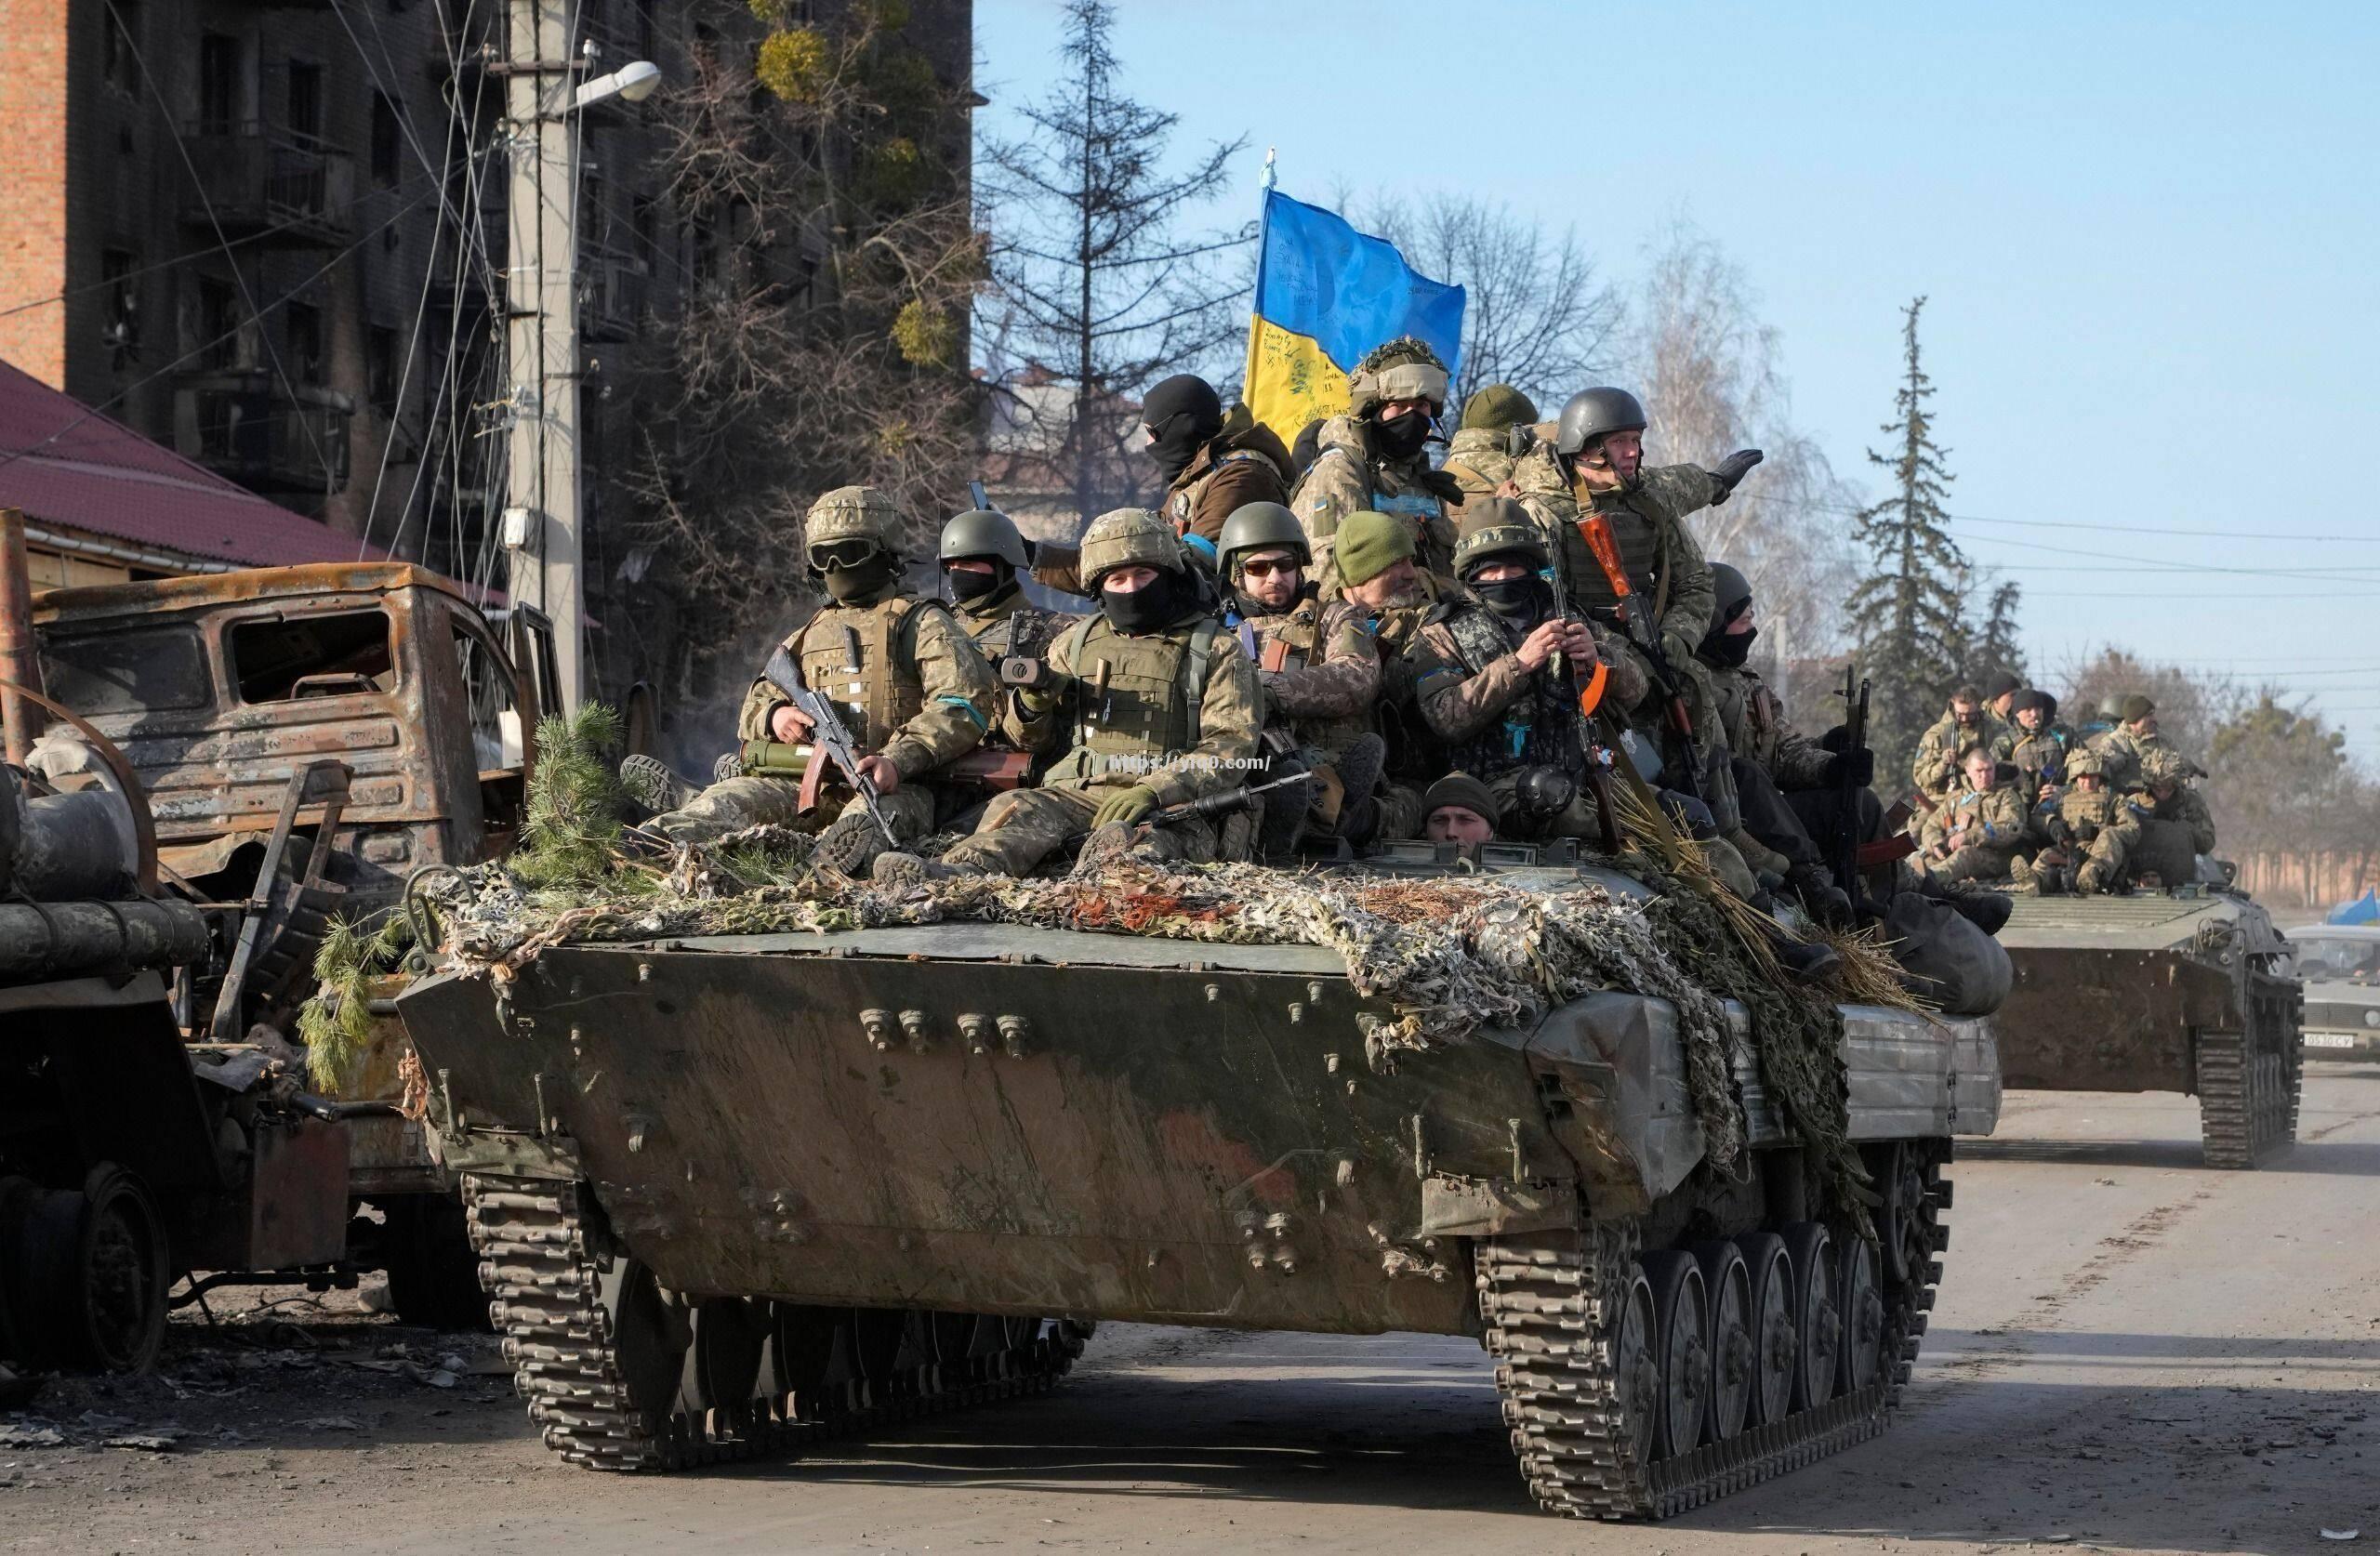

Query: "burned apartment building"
left=0, top=0, right=977, bottom=714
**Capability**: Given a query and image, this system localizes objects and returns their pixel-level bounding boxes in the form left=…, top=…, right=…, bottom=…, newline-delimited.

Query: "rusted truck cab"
left=28, top=563, right=553, bottom=1325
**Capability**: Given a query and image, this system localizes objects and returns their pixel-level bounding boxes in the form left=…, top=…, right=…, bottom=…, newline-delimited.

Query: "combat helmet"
left=1216, top=501, right=1310, bottom=575
left=1347, top=336, right=1449, bottom=417
left=2140, top=746, right=2191, bottom=787
left=2096, top=694, right=2126, bottom=722
left=2065, top=745, right=2107, bottom=780
left=1077, top=507, right=1182, bottom=586
left=1452, top=497, right=1549, bottom=578
left=805, top=485, right=902, bottom=565
left=1554, top=388, right=1649, bottom=455
left=938, top=508, right=1029, bottom=571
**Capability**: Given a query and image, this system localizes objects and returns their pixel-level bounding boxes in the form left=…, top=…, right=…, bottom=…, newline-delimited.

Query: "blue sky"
left=973, top=1, right=2380, bottom=751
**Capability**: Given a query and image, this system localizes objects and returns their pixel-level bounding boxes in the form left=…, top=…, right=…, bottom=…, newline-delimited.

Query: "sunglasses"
left=809, top=539, right=877, bottom=569
left=1238, top=557, right=1301, bottom=579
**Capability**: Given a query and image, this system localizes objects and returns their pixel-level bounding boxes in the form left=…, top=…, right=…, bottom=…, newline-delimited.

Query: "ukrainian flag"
left=1243, top=190, right=1466, bottom=443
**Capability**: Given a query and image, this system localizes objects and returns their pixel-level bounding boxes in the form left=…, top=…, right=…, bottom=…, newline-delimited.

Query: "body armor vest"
left=1231, top=597, right=1322, bottom=674
left=1441, top=604, right=1579, bottom=779
left=1049, top=615, right=1220, bottom=782
left=1558, top=498, right=1661, bottom=618
left=962, top=599, right=1063, bottom=669
left=793, top=599, right=928, bottom=752
left=2063, top=788, right=2119, bottom=843
left=1166, top=449, right=1273, bottom=532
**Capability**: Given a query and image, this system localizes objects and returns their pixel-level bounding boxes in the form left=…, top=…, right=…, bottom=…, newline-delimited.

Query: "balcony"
left=173, top=372, right=354, bottom=494
left=179, top=124, right=356, bottom=247
left=580, top=247, right=650, bottom=342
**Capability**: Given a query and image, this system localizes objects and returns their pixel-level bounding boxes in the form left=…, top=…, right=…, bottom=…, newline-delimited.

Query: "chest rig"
left=793, top=599, right=926, bottom=752
left=1560, top=494, right=1661, bottom=617
left=1442, top=605, right=1578, bottom=777
left=1052, top=614, right=1221, bottom=777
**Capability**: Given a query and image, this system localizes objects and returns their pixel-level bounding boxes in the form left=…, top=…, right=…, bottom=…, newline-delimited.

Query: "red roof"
left=0, top=358, right=381, bottom=570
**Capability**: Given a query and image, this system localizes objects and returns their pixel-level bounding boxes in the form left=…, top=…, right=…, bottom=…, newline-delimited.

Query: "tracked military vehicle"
left=401, top=846, right=2001, bottom=1519
left=1994, top=887, right=2300, bottom=1167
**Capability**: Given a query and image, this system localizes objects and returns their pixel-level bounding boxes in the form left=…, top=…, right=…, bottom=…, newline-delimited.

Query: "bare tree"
left=1359, top=194, right=1620, bottom=413
left=979, top=0, right=1252, bottom=525
left=1622, top=221, right=1859, bottom=711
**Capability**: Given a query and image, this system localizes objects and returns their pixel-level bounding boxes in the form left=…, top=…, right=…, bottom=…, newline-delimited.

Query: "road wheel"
left=1838, top=1234, right=1885, bottom=1395
left=680, top=1297, right=768, bottom=1433
left=595, top=1259, right=692, bottom=1438
left=1781, top=1222, right=1838, bottom=1412
left=1737, top=1231, right=1796, bottom=1427
left=765, top=1303, right=842, bottom=1412
left=1640, top=1249, right=1710, bottom=1458
left=1694, top=1240, right=1753, bottom=1442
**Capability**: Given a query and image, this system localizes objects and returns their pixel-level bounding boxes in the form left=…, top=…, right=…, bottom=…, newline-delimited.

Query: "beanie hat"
left=1423, top=771, right=1501, bottom=828
left=1335, top=511, right=1414, bottom=587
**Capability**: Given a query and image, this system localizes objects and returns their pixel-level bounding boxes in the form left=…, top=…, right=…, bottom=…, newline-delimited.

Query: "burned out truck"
left=2, top=560, right=558, bottom=1338
left=400, top=847, right=2003, bottom=1519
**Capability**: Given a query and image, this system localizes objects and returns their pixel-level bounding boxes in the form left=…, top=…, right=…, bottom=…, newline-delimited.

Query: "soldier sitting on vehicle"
left=2010, top=745, right=2137, bottom=896
left=1217, top=501, right=1393, bottom=848
left=1981, top=670, right=2022, bottom=725
left=2007, top=688, right=2068, bottom=800
left=1911, top=685, right=2015, bottom=798
left=1421, top=771, right=1502, bottom=858
left=2088, top=693, right=2170, bottom=792
left=1436, top=384, right=1538, bottom=521
left=651, top=487, right=998, bottom=876
left=940, top=507, right=1070, bottom=670
left=1918, top=745, right=2035, bottom=886
left=1143, top=374, right=1296, bottom=548
left=2141, top=746, right=2215, bottom=855
left=874, top=508, right=1263, bottom=884
left=1293, top=336, right=1462, bottom=586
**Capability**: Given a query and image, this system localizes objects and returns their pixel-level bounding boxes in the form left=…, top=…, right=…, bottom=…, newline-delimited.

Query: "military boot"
left=619, top=754, right=700, bottom=816
left=870, top=851, right=984, bottom=889
left=1766, top=929, right=1844, bottom=985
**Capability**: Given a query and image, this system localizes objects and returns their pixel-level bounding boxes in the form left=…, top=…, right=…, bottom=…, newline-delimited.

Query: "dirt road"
left=6, top=1068, right=2376, bottom=1556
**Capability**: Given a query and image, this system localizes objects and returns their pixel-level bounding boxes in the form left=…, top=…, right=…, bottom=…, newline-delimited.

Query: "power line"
left=1799, top=496, right=2379, bottom=545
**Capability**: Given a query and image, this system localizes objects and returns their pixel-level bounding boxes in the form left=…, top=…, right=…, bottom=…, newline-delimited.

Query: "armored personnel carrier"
left=1994, top=887, right=2301, bottom=1167
left=400, top=847, right=2001, bottom=1519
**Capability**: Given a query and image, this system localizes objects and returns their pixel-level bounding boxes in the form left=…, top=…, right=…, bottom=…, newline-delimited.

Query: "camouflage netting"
left=388, top=706, right=1884, bottom=1216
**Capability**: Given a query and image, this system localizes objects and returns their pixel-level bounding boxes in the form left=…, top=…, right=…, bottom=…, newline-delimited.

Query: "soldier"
left=1293, top=336, right=1462, bottom=586
left=1437, top=384, right=1538, bottom=518
left=1982, top=670, right=2022, bottom=725
left=1912, top=686, right=2015, bottom=797
left=2007, top=689, right=2068, bottom=799
left=875, top=508, right=1262, bottom=883
left=939, top=508, right=1067, bottom=669
left=1421, top=771, right=1502, bottom=853
left=1142, top=374, right=1296, bottom=546
left=2142, top=746, right=2216, bottom=855
left=1919, top=745, right=2034, bottom=886
left=1217, top=501, right=1390, bottom=845
left=2088, top=693, right=2170, bottom=791
left=653, top=486, right=996, bottom=875
left=1697, top=561, right=1865, bottom=921
left=2014, top=745, right=2137, bottom=895
left=1326, top=511, right=1456, bottom=832
left=1404, top=503, right=1644, bottom=843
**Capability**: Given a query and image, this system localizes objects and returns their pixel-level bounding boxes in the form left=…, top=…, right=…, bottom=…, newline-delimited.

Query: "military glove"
left=1706, top=448, right=1765, bottom=503
left=1822, top=748, right=1876, bottom=788
left=1091, top=785, right=1160, bottom=830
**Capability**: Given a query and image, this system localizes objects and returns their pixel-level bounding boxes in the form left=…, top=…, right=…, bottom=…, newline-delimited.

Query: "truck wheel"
left=0, top=1166, right=168, bottom=1373
left=383, top=1195, right=493, bottom=1332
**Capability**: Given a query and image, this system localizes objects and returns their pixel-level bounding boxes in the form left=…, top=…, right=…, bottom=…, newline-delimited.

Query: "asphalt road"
left=6, top=1067, right=2377, bottom=1556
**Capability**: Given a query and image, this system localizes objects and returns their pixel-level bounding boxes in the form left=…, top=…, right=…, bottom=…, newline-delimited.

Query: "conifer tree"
left=1971, top=579, right=2028, bottom=688
left=1846, top=297, right=1967, bottom=785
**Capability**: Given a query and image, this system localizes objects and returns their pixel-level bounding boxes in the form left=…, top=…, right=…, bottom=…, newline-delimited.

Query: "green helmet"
left=1077, top=507, right=1181, bottom=585
left=1216, top=501, right=1310, bottom=575
left=2119, top=693, right=2157, bottom=722
left=805, top=485, right=902, bottom=559
left=1459, top=383, right=1538, bottom=433
left=2095, top=694, right=2126, bottom=721
left=1452, top=497, right=1548, bottom=578
left=1347, top=336, right=1449, bottom=417
left=938, top=508, right=1028, bottom=571
left=2141, top=747, right=2190, bottom=786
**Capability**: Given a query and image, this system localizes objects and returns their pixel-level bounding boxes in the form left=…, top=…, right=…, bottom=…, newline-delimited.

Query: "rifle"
left=1145, top=770, right=1312, bottom=829
left=761, top=648, right=900, bottom=850
left=1572, top=511, right=1704, bottom=803
left=968, top=480, right=991, bottom=511
left=738, top=740, right=1032, bottom=793
left=1835, top=663, right=1871, bottom=892
left=1552, top=602, right=1622, bottom=854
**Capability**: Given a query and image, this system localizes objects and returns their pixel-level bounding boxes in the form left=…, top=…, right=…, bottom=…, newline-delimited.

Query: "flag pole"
left=1240, top=147, right=1276, bottom=408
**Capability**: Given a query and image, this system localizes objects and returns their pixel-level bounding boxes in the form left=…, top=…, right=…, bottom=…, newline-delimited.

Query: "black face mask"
left=1474, top=574, right=1552, bottom=631
left=1705, top=626, right=1757, bottom=668
left=821, top=555, right=896, bottom=603
left=1101, top=572, right=1182, bottom=633
left=1147, top=412, right=1210, bottom=485
left=1371, top=409, right=1432, bottom=461
left=947, top=568, right=1006, bottom=604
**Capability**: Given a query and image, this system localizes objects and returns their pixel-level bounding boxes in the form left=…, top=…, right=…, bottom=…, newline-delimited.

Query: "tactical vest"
left=1558, top=496, right=1660, bottom=619
left=961, top=598, right=1063, bottom=669
left=2061, top=788, right=2121, bottom=844
left=1048, top=614, right=1223, bottom=783
left=1231, top=598, right=1323, bottom=675
left=793, top=598, right=930, bottom=753
left=1438, top=603, right=1578, bottom=779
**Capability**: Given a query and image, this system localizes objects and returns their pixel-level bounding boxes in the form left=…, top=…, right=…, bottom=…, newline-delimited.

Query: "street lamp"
left=573, top=59, right=662, bottom=112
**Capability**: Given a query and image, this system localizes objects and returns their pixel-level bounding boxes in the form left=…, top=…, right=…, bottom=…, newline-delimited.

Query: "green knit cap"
left=1460, top=384, right=1539, bottom=432
left=1335, top=511, right=1414, bottom=587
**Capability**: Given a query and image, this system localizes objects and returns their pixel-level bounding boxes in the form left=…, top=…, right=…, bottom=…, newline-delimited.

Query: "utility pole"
left=501, top=0, right=587, bottom=711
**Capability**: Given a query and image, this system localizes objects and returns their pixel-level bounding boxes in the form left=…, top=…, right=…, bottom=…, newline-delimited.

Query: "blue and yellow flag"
left=1242, top=190, right=1466, bottom=443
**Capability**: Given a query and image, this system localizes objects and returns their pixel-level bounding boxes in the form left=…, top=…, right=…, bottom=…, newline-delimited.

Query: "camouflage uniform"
left=2086, top=723, right=2170, bottom=793
left=2150, top=779, right=2216, bottom=856
left=1911, top=707, right=2016, bottom=796
left=1919, top=780, right=2034, bottom=885
left=1295, top=415, right=1458, bottom=587
left=2008, top=724, right=2070, bottom=803
left=2016, top=750, right=2138, bottom=894
left=951, top=583, right=1071, bottom=672
left=1709, top=664, right=1834, bottom=792
left=938, top=511, right=1263, bottom=878
left=1438, top=426, right=1517, bottom=508
left=660, top=489, right=995, bottom=853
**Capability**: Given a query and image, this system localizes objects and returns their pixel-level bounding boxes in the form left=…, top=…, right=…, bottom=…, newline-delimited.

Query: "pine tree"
left=1845, top=297, right=1967, bottom=786
left=1971, top=580, right=2027, bottom=687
